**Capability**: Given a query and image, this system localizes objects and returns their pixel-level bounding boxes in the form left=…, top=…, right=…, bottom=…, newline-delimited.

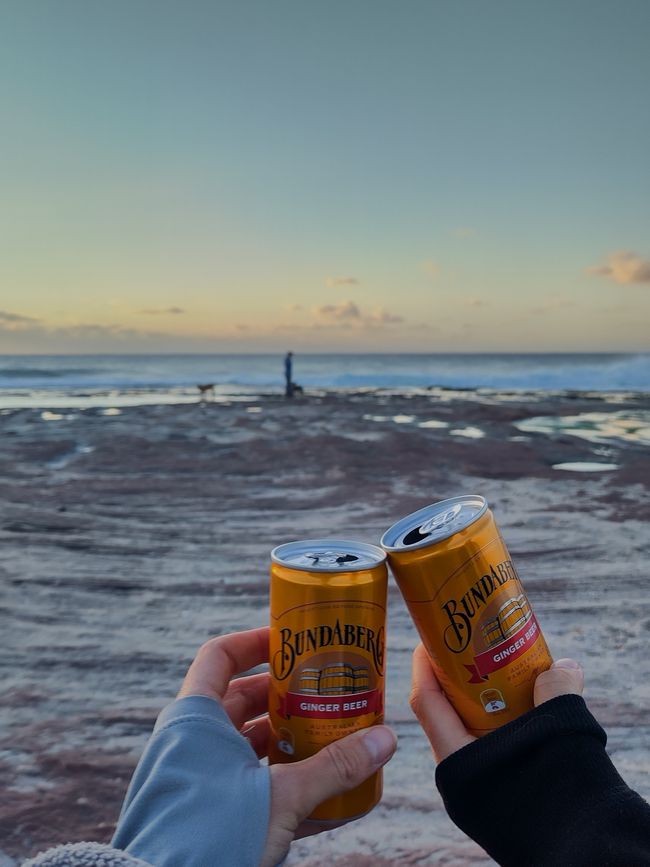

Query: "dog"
left=197, top=383, right=216, bottom=400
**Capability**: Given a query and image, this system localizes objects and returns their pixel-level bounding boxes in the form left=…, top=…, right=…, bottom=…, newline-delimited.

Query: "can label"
left=406, top=536, right=551, bottom=730
left=270, top=602, right=385, bottom=758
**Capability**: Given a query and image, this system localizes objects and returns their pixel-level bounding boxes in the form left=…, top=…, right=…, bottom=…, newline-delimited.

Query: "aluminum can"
left=381, top=496, right=552, bottom=734
left=268, top=539, right=388, bottom=821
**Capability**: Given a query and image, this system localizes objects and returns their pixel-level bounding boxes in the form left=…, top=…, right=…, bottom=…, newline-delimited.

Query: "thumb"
left=280, top=725, right=397, bottom=821
left=534, top=658, right=584, bottom=707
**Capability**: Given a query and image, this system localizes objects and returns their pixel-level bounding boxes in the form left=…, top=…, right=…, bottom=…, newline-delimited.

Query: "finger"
left=410, top=643, right=475, bottom=762
left=177, top=626, right=269, bottom=701
left=534, top=658, right=584, bottom=707
left=273, top=724, right=397, bottom=822
left=241, top=714, right=271, bottom=759
left=221, top=672, right=270, bottom=729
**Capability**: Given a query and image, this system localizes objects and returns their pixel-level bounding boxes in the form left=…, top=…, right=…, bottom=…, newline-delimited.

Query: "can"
left=268, top=539, right=388, bottom=821
left=381, top=496, right=552, bottom=734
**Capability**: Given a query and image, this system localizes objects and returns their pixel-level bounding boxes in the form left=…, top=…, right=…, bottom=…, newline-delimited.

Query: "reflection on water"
left=516, top=411, right=650, bottom=446
left=450, top=426, right=485, bottom=439
left=552, top=462, right=619, bottom=472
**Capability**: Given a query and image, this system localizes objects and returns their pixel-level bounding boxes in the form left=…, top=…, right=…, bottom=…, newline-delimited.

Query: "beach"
left=1, top=384, right=650, bottom=865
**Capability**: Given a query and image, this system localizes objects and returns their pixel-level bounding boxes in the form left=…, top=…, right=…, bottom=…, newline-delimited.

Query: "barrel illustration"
left=352, top=666, right=370, bottom=693
left=297, top=663, right=371, bottom=696
left=481, top=594, right=532, bottom=649
left=297, top=668, right=321, bottom=695
left=319, top=663, right=355, bottom=695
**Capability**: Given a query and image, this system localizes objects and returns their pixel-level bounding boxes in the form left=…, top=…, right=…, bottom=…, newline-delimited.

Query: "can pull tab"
left=305, top=551, right=360, bottom=567
left=402, top=503, right=464, bottom=546
left=419, top=503, right=463, bottom=535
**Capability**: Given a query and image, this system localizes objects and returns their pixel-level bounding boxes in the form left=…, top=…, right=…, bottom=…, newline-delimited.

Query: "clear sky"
left=1, top=0, right=649, bottom=353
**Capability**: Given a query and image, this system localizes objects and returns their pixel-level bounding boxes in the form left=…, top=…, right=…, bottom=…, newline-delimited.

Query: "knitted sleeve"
left=435, top=694, right=650, bottom=866
left=22, top=841, right=152, bottom=866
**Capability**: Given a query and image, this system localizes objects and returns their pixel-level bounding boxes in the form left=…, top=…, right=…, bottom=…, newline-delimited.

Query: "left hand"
left=178, top=627, right=397, bottom=867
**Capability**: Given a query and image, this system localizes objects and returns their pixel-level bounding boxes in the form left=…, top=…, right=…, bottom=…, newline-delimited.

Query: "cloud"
left=139, top=306, right=186, bottom=314
left=325, top=276, right=360, bottom=288
left=367, top=307, right=404, bottom=325
left=422, top=260, right=441, bottom=280
left=587, top=251, right=650, bottom=285
left=0, top=310, right=40, bottom=326
left=316, top=301, right=361, bottom=321
left=314, top=300, right=402, bottom=329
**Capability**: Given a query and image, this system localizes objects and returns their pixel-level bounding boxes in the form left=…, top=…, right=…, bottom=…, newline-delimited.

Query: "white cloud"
left=316, top=300, right=362, bottom=321
left=325, top=276, right=360, bottom=288
left=588, top=251, right=650, bottom=285
left=367, top=307, right=404, bottom=324
left=139, top=306, right=185, bottom=314
left=314, top=300, right=402, bottom=329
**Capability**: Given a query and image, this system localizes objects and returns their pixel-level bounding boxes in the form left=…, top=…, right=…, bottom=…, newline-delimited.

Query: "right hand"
left=409, top=643, right=584, bottom=762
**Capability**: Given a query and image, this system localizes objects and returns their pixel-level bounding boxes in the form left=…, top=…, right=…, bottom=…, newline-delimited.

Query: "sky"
left=1, top=0, right=649, bottom=354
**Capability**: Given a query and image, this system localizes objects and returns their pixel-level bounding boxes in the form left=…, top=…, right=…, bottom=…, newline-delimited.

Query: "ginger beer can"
left=268, top=539, right=388, bottom=821
left=381, top=496, right=552, bottom=735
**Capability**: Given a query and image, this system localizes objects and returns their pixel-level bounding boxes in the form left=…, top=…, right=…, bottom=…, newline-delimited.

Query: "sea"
left=0, top=353, right=648, bottom=409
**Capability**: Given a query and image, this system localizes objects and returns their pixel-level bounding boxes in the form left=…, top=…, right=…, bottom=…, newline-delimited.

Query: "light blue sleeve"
left=112, top=695, right=271, bottom=867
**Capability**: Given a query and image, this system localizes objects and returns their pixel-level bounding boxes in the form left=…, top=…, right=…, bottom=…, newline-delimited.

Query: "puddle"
left=418, top=419, right=449, bottom=429
left=450, top=426, right=485, bottom=439
left=552, top=462, right=619, bottom=472
left=516, top=411, right=650, bottom=446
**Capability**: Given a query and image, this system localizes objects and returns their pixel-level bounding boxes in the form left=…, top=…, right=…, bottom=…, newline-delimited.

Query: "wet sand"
left=1, top=388, right=649, bottom=864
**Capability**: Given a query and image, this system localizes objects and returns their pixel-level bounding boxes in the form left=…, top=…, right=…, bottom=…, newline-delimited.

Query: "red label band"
left=278, top=688, right=382, bottom=719
left=465, top=615, right=541, bottom=684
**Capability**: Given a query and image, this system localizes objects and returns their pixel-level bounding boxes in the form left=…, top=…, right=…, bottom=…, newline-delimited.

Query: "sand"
left=1, top=388, right=649, bottom=864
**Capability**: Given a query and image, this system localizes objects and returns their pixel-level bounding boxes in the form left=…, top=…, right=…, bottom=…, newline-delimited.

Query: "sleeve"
left=435, top=694, right=650, bottom=867
left=111, top=695, right=270, bottom=867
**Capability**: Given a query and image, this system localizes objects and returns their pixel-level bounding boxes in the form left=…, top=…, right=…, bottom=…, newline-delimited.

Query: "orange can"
left=268, top=539, right=387, bottom=821
left=381, top=496, right=552, bottom=735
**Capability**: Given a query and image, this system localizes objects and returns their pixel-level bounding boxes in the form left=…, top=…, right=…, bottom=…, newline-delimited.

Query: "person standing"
left=284, top=351, right=294, bottom=398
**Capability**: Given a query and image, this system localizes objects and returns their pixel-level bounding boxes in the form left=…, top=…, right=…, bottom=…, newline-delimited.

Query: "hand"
left=409, top=643, right=584, bottom=762
left=178, top=627, right=398, bottom=867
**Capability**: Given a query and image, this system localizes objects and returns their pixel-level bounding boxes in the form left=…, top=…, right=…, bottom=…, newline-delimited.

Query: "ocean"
left=0, top=353, right=648, bottom=409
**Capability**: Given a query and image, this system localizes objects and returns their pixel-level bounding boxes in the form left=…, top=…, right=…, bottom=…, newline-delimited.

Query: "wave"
left=0, top=353, right=648, bottom=395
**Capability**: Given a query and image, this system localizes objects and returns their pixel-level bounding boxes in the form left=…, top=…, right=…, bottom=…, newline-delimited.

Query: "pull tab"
left=306, top=551, right=360, bottom=567
left=419, top=503, right=463, bottom=535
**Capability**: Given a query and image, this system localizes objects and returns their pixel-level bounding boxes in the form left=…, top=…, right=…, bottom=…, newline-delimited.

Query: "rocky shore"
left=1, top=388, right=649, bottom=864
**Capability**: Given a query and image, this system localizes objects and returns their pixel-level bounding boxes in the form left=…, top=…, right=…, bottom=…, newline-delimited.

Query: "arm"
left=411, top=646, right=650, bottom=867
left=112, top=627, right=397, bottom=867
left=112, top=695, right=269, bottom=867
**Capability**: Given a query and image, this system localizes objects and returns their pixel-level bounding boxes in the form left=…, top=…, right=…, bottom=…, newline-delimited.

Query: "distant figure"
left=284, top=352, right=294, bottom=398
left=197, top=383, right=215, bottom=401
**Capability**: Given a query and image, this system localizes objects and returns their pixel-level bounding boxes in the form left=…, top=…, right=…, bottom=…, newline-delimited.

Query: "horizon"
left=1, top=2, right=649, bottom=354
left=1, top=350, right=648, bottom=359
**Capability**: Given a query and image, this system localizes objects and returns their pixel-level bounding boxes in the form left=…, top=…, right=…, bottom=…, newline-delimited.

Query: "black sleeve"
left=435, top=694, right=650, bottom=866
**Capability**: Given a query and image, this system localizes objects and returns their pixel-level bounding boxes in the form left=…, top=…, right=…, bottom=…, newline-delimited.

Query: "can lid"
left=271, top=539, right=386, bottom=573
left=380, top=495, right=488, bottom=552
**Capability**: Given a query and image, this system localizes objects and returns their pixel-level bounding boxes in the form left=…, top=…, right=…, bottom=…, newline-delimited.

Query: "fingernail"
left=362, top=726, right=397, bottom=765
left=552, top=658, right=581, bottom=670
